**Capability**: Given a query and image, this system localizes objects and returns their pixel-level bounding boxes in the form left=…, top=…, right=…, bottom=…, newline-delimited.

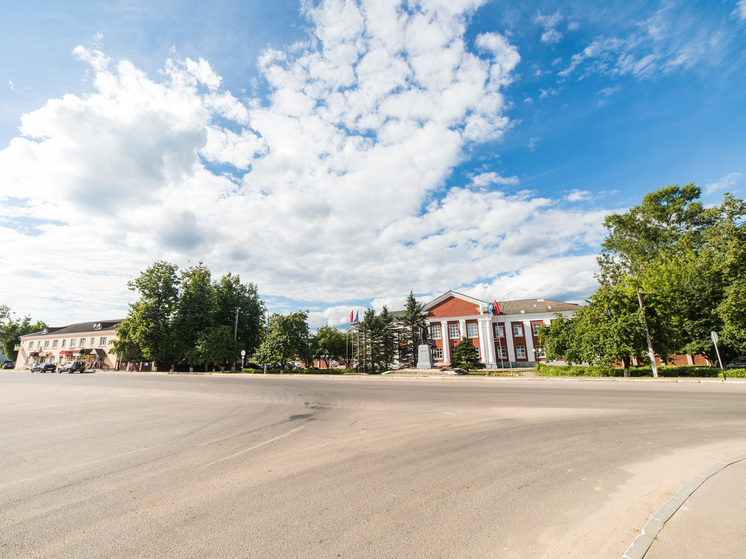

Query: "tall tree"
left=172, top=263, right=215, bottom=366
left=213, top=273, right=265, bottom=368
left=598, top=184, right=711, bottom=376
left=126, top=261, right=180, bottom=370
left=396, top=292, right=427, bottom=368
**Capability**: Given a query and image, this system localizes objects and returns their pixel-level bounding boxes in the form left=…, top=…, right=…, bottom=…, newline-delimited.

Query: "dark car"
left=2, top=360, right=14, bottom=369
left=31, top=362, right=57, bottom=373
left=58, top=361, right=86, bottom=374
left=726, top=356, right=746, bottom=369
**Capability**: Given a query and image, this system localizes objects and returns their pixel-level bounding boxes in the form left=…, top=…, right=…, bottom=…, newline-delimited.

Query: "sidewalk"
left=624, top=455, right=746, bottom=558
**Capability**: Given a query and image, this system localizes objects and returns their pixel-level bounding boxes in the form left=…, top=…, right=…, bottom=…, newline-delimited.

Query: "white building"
left=15, top=320, right=123, bottom=370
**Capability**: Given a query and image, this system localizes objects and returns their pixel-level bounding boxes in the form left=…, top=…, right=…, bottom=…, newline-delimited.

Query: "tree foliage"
left=543, top=185, right=746, bottom=372
left=355, top=306, right=397, bottom=371
left=0, top=306, right=47, bottom=361
left=450, top=337, right=481, bottom=370
left=396, top=292, right=427, bottom=368
left=310, top=325, right=347, bottom=368
left=118, top=261, right=264, bottom=370
left=255, top=312, right=310, bottom=368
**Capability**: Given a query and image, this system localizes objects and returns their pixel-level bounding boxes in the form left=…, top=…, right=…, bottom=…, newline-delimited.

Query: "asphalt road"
left=1, top=372, right=745, bottom=558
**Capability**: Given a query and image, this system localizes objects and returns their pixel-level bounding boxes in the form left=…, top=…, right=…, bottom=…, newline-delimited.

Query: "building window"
left=99, top=337, right=107, bottom=346
left=532, top=323, right=542, bottom=336
left=536, top=345, right=546, bottom=359
left=467, top=322, right=478, bottom=338
left=70, top=338, right=76, bottom=348
left=80, top=338, right=86, bottom=347
left=494, top=324, right=505, bottom=338
left=433, top=347, right=443, bottom=360
left=37, top=341, right=41, bottom=348
left=52, top=340, right=58, bottom=348
left=430, top=324, right=442, bottom=340
left=516, top=346, right=526, bottom=359
left=44, top=340, right=50, bottom=348
left=449, top=323, right=460, bottom=339
left=29, top=341, right=34, bottom=349
left=513, top=324, right=523, bottom=337
left=497, top=346, right=507, bottom=359
left=90, top=338, right=95, bottom=346
left=61, top=339, right=66, bottom=348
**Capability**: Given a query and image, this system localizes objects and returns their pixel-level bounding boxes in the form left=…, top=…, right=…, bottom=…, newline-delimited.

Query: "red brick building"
left=422, top=291, right=581, bottom=367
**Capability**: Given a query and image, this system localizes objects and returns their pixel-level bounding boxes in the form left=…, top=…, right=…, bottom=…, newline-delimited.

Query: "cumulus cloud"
left=0, top=0, right=608, bottom=327
left=735, top=0, right=746, bottom=21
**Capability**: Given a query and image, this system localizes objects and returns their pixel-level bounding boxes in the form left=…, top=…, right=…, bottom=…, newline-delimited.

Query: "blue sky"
left=1, top=0, right=745, bottom=328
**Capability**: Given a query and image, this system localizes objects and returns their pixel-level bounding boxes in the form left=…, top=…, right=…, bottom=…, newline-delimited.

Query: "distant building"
left=421, top=291, right=580, bottom=367
left=15, top=320, right=123, bottom=370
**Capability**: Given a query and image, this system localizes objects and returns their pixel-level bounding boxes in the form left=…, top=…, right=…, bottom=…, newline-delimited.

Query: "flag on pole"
left=493, top=300, right=501, bottom=315
left=354, top=311, right=359, bottom=324
left=487, top=302, right=493, bottom=315
left=349, top=310, right=354, bottom=324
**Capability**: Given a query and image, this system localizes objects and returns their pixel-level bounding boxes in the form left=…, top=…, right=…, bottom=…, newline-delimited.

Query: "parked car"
left=2, top=360, right=14, bottom=369
left=725, top=356, right=746, bottom=369
left=58, top=361, right=86, bottom=374
left=31, top=362, right=57, bottom=373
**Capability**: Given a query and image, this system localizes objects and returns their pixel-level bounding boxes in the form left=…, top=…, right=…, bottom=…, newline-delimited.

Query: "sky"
left=1, top=0, right=745, bottom=329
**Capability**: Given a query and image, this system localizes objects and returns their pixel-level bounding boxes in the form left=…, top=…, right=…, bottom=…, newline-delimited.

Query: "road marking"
left=201, top=426, right=304, bottom=468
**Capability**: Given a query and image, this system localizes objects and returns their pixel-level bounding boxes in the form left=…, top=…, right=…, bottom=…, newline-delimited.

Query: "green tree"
left=214, top=273, right=265, bottom=369
left=311, top=325, right=346, bottom=369
left=125, top=261, right=180, bottom=370
left=254, top=312, right=310, bottom=369
left=0, top=310, right=47, bottom=362
left=111, top=318, right=145, bottom=366
left=450, top=338, right=481, bottom=370
left=396, top=292, right=427, bottom=368
left=599, top=184, right=711, bottom=376
left=194, top=325, right=237, bottom=371
left=172, top=263, right=215, bottom=366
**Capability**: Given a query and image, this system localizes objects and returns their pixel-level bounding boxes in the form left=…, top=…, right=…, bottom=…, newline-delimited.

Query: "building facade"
left=15, top=320, right=123, bottom=370
left=423, top=291, right=581, bottom=367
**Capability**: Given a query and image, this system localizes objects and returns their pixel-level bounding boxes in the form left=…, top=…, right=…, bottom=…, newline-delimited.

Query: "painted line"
left=622, top=453, right=746, bottom=559
left=201, top=425, right=305, bottom=468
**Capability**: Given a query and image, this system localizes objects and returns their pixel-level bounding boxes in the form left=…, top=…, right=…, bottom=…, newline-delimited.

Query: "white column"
left=525, top=320, right=536, bottom=362
left=441, top=320, right=450, bottom=364
left=458, top=320, right=466, bottom=340
left=478, top=317, right=494, bottom=365
left=504, top=319, right=515, bottom=362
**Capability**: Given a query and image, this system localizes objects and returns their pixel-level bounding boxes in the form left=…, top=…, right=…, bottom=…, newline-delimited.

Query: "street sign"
left=711, top=331, right=719, bottom=344
left=241, top=350, right=246, bottom=357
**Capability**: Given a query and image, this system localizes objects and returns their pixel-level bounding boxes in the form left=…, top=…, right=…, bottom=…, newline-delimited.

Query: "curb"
left=622, top=453, right=746, bottom=559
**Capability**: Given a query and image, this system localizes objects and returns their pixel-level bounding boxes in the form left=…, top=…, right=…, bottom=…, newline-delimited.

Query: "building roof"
left=20, top=319, right=125, bottom=338
left=497, top=299, right=581, bottom=315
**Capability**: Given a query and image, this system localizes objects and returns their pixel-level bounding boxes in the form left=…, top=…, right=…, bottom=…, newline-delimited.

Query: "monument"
left=416, top=324, right=434, bottom=369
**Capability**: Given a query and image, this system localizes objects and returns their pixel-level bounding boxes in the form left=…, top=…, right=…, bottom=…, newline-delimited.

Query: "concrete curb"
left=622, top=453, right=746, bottom=559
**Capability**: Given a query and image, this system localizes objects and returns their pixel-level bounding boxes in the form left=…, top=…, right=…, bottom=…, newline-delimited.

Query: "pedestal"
left=417, top=344, right=434, bottom=369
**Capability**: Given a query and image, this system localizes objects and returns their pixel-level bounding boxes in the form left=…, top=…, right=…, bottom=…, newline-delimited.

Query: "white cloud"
left=566, top=189, right=591, bottom=202
left=0, top=0, right=607, bottom=327
left=736, top=0, right=746, bottom=21
left=535, top=10, right=564, bottom=44
left=560, top=4, right=733, bottom=79
left=704, top=172, right=743, bottom=195
left=470, top=172, right=519, bottom=188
